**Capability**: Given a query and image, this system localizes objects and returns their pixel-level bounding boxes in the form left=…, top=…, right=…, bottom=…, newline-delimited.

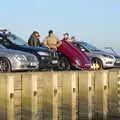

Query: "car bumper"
left=12, top=62, right=39, bottom=71
left=102, top=60, right=115, bottom=68
left=73, top=63, right=91, bottom=70
left=99, top=57, right=115, bottom=68
left=39, top=56, right=58, bottom=69
left=39, top=60, right=58, bottom=69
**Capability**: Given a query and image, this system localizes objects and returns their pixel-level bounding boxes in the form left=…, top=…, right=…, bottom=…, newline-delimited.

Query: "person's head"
left=48, top=30, right=53, bottom=36
left=71, top=36, right=76, bottom=41
left=32, top=31, right=40, bottom=38
left=63, top=33, right=69, bottom=39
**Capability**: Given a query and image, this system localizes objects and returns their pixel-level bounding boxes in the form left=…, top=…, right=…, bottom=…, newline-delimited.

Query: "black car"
left=0, top=30, right=58, bottom=69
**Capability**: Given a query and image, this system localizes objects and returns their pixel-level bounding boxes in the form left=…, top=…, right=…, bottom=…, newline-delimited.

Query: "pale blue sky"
left=0, top=0, right=120, bottom=50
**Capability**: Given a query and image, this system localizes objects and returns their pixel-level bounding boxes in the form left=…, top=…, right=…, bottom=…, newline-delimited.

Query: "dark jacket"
left=28, top=36, right=40, bottom=47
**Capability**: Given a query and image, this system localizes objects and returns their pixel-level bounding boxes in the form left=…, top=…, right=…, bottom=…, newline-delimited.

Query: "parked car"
left=57, top=40, right=91, bottom=70
left=0, top=45, right=39, bottom=72
left=0, top=30, right=58, bottom=70
left=104, top=47, right=120, bottom=67
left=73, top=41, right=117, bottom=69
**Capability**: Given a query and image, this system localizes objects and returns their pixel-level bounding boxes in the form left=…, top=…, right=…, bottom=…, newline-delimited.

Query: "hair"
left=48, top=30, right=53, bottom=35
left=32, top=31, right=39, bottom=35
left=71, top=36, right=75, bottom=39
left=64, top=33, right=69, bottom=36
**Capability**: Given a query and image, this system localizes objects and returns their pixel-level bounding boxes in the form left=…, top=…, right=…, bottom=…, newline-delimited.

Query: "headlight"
left=38, top=52, right=49, bottom=56
left=15, top=55, right=27, bottom=61
left=75, top=59, right=81, bottom=66
left=102, top=54, right=114, bottom=59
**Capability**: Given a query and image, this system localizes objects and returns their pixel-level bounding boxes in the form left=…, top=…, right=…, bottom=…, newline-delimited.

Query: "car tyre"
left=0, top=58, right=11, bottom=72
left=58, top=56, right=71, bottom=71
left=91, top=58, right=103, bottom=70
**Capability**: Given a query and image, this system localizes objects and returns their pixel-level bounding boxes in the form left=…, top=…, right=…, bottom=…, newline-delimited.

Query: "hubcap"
left=58, top=57, right=69, bottom=70
left=59, top=60, right=66, bottom=69
left=91, top=60, right=101, bottom=70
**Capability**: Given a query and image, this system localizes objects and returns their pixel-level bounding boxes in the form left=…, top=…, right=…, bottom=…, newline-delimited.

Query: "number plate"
left=52, top=60, right=58, bottom=64
left=30, top=63, right=37, bottom=66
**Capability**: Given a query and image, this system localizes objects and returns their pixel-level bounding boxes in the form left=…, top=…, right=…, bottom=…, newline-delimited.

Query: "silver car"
left=0, top=45, right=39, bottom=72
left=104, top=47, right=120, bottom=67
left=73, top=41, right=116, bottom=69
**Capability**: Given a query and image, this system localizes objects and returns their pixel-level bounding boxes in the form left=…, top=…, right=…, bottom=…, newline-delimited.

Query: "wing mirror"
left=81, top=48, right=85, bottom=52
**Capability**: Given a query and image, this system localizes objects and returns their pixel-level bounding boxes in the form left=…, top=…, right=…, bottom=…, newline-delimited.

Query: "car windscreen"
left=80, top=42, right=101, bottom=52
left=7, top=34, right=28, bottom=46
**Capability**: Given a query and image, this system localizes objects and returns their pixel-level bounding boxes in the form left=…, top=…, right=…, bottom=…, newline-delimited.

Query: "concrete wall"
left=0, top=70, right=120, bottom=120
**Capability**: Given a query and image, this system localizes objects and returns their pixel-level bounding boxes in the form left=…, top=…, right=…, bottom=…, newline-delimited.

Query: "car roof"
left=73, top=41, right=86, bottom=44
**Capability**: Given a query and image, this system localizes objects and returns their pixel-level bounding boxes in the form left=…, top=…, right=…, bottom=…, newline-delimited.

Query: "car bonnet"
left=0, top=47, right=36, bottom=56
left=21, top=45, right=50, bottom=52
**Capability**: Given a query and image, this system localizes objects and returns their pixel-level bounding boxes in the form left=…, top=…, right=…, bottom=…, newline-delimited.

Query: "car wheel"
left=91, top=59, right=103, bottom=70
left=0, top=58, right=11, bottom=72
left=58, top=56, right=71, bottom=71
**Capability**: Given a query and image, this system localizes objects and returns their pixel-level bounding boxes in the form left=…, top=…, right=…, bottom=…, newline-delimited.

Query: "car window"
left=73, top=43, right=89, bottom=52
left=0, top=35, right=10, bottom=46
left=79, top=45, right=89, bottom=52
left=7, top=34, right=28, bottom=46
left=80, top=42, right=100, bottom=52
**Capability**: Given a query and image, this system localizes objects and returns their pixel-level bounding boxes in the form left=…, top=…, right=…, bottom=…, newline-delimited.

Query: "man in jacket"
left=28, top=31, right=40, bottom=47
left=43, top=30, right=61, bottom=50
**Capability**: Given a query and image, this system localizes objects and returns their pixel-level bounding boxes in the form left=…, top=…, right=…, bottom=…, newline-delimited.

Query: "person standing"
left=28, top=31, right=40, bottom=47
left=43, top=30, right=61, bottom=50
left=62, top=33, right=70, bottom=41
left=71, top=36, right=76, bottom=42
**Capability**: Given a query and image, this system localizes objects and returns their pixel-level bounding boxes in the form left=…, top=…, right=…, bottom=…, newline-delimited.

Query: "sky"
left=0, top=0, right=120, bottom=50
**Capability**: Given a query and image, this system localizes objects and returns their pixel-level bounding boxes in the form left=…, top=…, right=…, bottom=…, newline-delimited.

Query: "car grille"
left=50, top=51, right=58, bottom=59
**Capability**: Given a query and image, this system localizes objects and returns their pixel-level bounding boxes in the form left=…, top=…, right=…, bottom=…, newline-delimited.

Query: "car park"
left=0, top=45, right=39, bottom=72
left=0, top=30, right=58, bottom=70
left=57, top=40, right=91, bottom=70
left=73, top=41, right=117, bottom=69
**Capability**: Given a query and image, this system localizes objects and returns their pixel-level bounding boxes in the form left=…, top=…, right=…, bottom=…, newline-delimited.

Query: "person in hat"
left=28, top=31, right=40, bottom=47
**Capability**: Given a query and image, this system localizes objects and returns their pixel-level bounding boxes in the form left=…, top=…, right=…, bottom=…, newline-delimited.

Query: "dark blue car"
left=0, top=30, right=58, bottom=69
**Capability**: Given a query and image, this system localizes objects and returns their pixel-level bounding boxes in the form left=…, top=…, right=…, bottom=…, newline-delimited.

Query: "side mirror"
left=81, top=48, right=85, bottom=52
